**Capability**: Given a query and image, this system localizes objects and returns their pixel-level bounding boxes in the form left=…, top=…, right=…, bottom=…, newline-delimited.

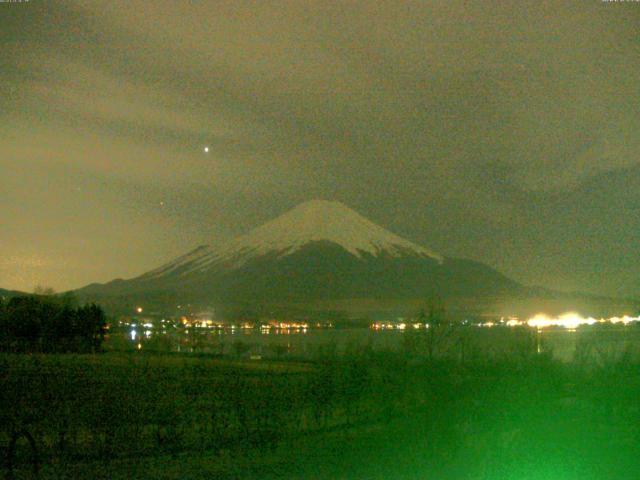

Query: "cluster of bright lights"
left=261, top=322, right=309, bottom=332
left=505, top=313, right=640, bottom=330
left=371, top=322, right=427, bottom=330
left=610, top=315, right=640, bottom=325
left=180, top=317, right=226, bottom=329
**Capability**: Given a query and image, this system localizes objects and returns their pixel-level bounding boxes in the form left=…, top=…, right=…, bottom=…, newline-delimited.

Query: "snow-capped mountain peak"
left=227, top=199, right=440, bottom=259
left=78, top=199, right=524, bottom=306
left=142, top=200, right=442, bottom=279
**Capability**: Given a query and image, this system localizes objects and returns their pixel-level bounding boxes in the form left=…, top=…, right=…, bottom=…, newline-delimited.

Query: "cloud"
left=1, top=0, right=639, bottom=294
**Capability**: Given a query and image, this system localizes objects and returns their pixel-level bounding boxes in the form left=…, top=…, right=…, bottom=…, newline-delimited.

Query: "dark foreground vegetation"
left=0, top=295, right=106, bottom=353
left=2, top=326, right=640, bottom=479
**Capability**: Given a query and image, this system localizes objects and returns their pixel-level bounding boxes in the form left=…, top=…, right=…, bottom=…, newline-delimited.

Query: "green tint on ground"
left=2, top=328, right=640, bottom=479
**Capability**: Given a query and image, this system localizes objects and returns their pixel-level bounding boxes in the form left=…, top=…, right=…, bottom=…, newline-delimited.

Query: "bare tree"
left=423, top=295, right=450, bottom=361
left=33, top=285, right=56, bottom=296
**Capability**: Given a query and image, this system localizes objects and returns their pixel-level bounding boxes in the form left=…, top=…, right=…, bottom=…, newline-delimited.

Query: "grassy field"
left=2, top=327, right=640, bottom=479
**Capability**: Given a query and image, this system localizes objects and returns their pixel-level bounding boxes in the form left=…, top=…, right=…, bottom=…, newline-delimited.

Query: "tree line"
left=0, top=291, right=107, bottom=353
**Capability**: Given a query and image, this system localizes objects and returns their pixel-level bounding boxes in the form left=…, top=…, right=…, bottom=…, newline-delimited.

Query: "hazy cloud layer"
left=1, top=0, right=639, bottom=295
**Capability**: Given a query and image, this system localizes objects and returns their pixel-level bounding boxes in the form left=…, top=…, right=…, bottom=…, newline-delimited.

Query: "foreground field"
left=2, top=330, right=640, bottom=479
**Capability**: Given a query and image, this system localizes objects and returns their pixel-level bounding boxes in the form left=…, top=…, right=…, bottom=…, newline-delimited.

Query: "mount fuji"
left=77, top=200, right=524, bottom=312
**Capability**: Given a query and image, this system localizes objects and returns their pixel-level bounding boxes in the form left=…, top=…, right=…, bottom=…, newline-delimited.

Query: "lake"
left=107, top=322, right=640, bottom=363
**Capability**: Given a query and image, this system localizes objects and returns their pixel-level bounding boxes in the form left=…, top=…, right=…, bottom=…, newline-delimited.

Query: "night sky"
left=2, top=1, right=639, bottom=296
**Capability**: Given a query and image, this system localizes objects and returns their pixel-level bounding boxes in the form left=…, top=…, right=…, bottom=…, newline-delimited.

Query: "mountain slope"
left=0, top=288, right=26, bottom=299
left=138, top=200, right=442, bottom=281
left=77, top=200, right=524, bottom=310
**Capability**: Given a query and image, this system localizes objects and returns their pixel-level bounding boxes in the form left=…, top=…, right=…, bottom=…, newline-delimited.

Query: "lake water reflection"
left=107, top=323, right=640, bottom=363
